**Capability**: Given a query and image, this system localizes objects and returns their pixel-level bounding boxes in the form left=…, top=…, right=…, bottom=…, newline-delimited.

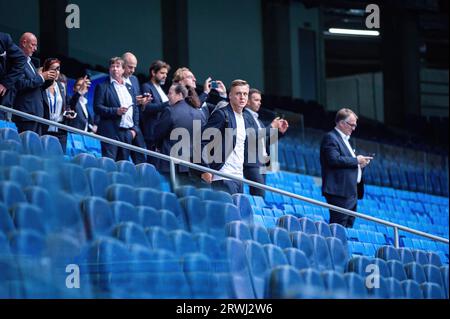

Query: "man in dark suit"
left=12, top=32, right=56, bottom=134
left=244, top=88, right=289, bottom=197
left=0, top=32, right=26, bottom=120
left=320, top=108, right=373, bottom=228
left=153, top=83, right=203, bottom=185
left=122, top=52, right=149, bottom=164
left=94, top=57, right=142, bottom=162
left=140, top=60, right=171, bottom=164
left=201, top=79, right=256, bottom=195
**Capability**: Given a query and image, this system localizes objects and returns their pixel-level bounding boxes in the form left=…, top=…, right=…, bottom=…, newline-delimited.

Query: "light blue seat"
left=226, top=221, right=252, bottom=241
left=10, top=203, right=46, bottom=235
left=110, top=201, right=139, bottom=224
left=267, top=265, right=303, bottom=298
left=226, top=237, right=256, bottom=298
left=249, top=224, right=271, bottom=245
left=268, top=227, right=292, bottom=249
left=112, top=222, right=149, bottom=248
left=72, top=153, right=98, bottom=169
left=179, top=196, right=206, bottom=233
left=344, top=273, right=368, bottom=298
left=106, top=184, right=137, bottom=206
left=182, top=252, right=216, bottom=298
left=327, top=237, right=348, bottom=273
left=404, top=262, right=427, bottom=284
left=20, top=131, right=43, bottom=156
left=264, top=243, right=289, bottom=268
left=85, top=168, right=110, bottom=198
left=245, top=240, right=270, bottom=298
left=276, top=215, right=301, bottom=233
left=290, top=231, right=315, bottom=267
left=145, top=226, right=175, bottom=253
left=420, top=282, right=444, bottom=299
left=80, top=197, right=114, bottom=240
left=283, top=247, right=310, bottom=271
left=387, top=260, right=408, bottom=281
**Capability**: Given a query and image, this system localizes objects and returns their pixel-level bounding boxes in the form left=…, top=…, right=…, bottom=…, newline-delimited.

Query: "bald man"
left=12, top=32, right=56, bottom=134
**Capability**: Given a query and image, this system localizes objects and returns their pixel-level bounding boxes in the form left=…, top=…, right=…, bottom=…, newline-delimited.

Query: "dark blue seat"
left=385, top=277, right=405, bottom=298
left=174, top=185, right=197, bottom=198
left=232, top=194, right=254, bottom=225
left=367, top=277, right=390, bottom=299
left=264, top=244, right=289, bottom=267
left=440, top=265, right=449, bottom=299
left=72, top=153, right=98, bottom=169
left=0, top=202, right=14, bottom=235
left=0, top=139, right=22, bottom=152
left=321, top=270, right=347, bottom=298
left=116, top=160, right=137, bottom=181
left=326, top=237, right=348, bottom=273
left=106, top=184, right=137, bottom=206
left=283, top=248, right=310, bottom=270
left=108, top=171, right=134, bottom=186
left=44, top=233, right=82, bottom=265
left=376, top=245, right=401, bottom=262
left=179, top=196, right=206, bottom=233
left=8, top=230, right=44, bottom=257
left=244, top=240, right=270, bottom=299
left=421, top=282, right=444, bottom=299
left=225, top=237, right=256, bottom=298
left=290, top=231, right=315, bottom=266
left=10, top=203, right=46, bottom=234
left=171, top=230, right=197, bottom=256
left=2, top=166, right=31, bottom=188
left=137, top=207, right=179, bottom=230
left=398, top=247, right=415, bottom=264
left=299, top=268, right=326, bottom=297
left=372, top=257, right=391, bottom=278
left=346, top=256, right=372, bottom=276
left=404, top=262, right=427, bottom=284
left=0, top=127, right=21, bottom=143
left=204, top=201, right=241, bottom=238
left=110, top=201, right=139, bottom=224
left=423, top=264, right=444, bottom=288
left=267, top=265, right=303, bottom=298
left=194, top=232, right=227, bottom=272
left=59, top=163, right=90, bottom=197
left=387, top=260, right=408, bottom=281
left=135, top=163, right=162, bottom=189
left=112, top=222, right=149, bottom=248
left=426, top=252, right=443, bottom=267
left=0, top=233, right=10, bottom=255
left=329, top=223, right=348, bottom=249
left=412, top=250, right=429, bottom=266
left=19, top=131, right=43, bottom=156
left=85, top=168, right=109, bottom=198
left=315, top=221, right=332, bottom=238
left=41, top=135, right=64, bottom=157
left=0, top=150, right=19, bottom=167
left=249, top=224, right=271, bottom=245
left=80, top=197, right=114, bottom=239
left=299, top=217, right=318, bottom=235
left=226, top=221, right=252, bottom=241
left=310, top=234, right=333, bottom=271
left=137, top=188, right=185, bottom=224
left=0, top=181, right=27, bottom=208
left=31, top=170, right=60, bottom=189
left=268, top=227, right=292, bottom=249
left=182, top=252, right=216, bottom=298
left=276, top=215, right=301, bottom=232
left=401, top=280, right=423, bottom=299
left=344, top=273, right=368, bottom=298
left=97, top=157, right=117, bottom=172
left=19, top=154, right=43, bottom=171
left=53, top=191, right=86, bottom=242
left=136, top=206, right=158, bottom=228
left=145, top=226, right=175, bottom=253
left=197, top=188, right=233, bottom=204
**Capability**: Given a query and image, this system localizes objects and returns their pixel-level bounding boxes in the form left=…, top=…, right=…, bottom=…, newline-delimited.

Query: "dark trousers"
left=130, top=131, right=146, bottom=164
left=212, top=179, right=243, bottom=195
left=244, top=166, right=266, bottom=197
left=145, top=140, right=159, bottom=166
left=101, top=129, right=133, bottom=162
left=325, top=193, right=357, bottom=228
left=15, top=120, right=42, bottom=136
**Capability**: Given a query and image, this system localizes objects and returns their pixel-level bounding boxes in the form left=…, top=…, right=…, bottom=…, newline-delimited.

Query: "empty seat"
left=10, top=203, right=46, bottom=234
left=106, top=184, right=137, bottom=206
left=97, top=157, right=117, bottom=172
left=404, top=262, right=427, bottom=284
left=116, top=160, right=137, bottom=180
left=440, top=265, right=449, bottom=299
left=170, top=230, right=197, bottom=256
left=19, top=131, right=43, bottom=156
left=310, top=234, right=333, bottom=271
left=80, top=197, right=114, bottom=239
left=372, top=258, right=391, bottom=278
left=268, top=227, right=292, bottom=249
left=299, top=217, right=318, bottom=235
left=72, top=153, right=98, bottom=169
left=290, top=231, right=315, bottom=266
left=194, top=232, right=227, bottom=271
left=53, top=191, right=86, bottom=242
left=0, top=139, right=22, bottom=152
left=0, top=150, right=19, bottom=167
left=110, top=201, right=139, bottom=224
left=387, top=260, right=408, bottom=281
left=137, top=207, right=179, bottom=230
left=346, top=256, right=372, bottom=276
left=0, top=127, right=21, bottom=143
left=8, top=230, right=44, bottom=257
left=267, top=265, right=303, bottom=298
left=315, top=221, right=332, bottom=238
left=376, top=245, right=401, bottom=262
left=329, top=223, right=348, bottom=249
left=264, top=244, right=289, bottom=268
left=401, top=280, right=423, bottom=299
left=204, top=201, right=241, bottom=238
left=19, top=154, right=43, bottom=171
left=232, top=194, right=254, bottom=225
left=135, top=163, right=162, bottom=189
left=299, top=268, right=326, bottom=297
left=85, top=168, right=110, bottom=198
left=197, top=188, right=233, bottom=204
left=108, top=171, right=134, bottom=186
left=326, top=237, right=348, bottom=273
left=398, top=247, right=415, bottom=264
left=112, top=222, right=149, bottom=248
left=276, top=215, right=301, bottom=232
left=41, top=135, right=64, bottom=157
left=31, top=170, right=60, bottom=189
left=412, top=250, right=429, bottom=266
left=0, top=232, right=10, bottom=255
left=249, top=224, right=271, bottom=245
left=423, top=264, right=444, bottom=288
left=245, top=240, right=270, bottom=299
left=385, top=277, right=405, bottom=298
left=174, top=185, right=197, bottom=198
left=44, top=233, right=82, bottom=265
left=58, top=163, right=90, bottom=197
left=179, top=196, right=206, bottom=233
left=420, top=282, right=444, bottom=299
left=321, top=270, right=347, bottom=298
left=145, top=226, right=175, bottom=253
left=0, top=202, right=14, bottom=235
left=344, top=273, right=368, bottom=298
left=283, top=248, right=310, bottom=270
left=2, top=166, right=31, bottom=188
left=426, top=252, right=443, bottom=267
left=226, top=221, right=252, bottom=241
left=0, top=181, right=27, bottom=208
left=182, top=253, right=216, bottom=298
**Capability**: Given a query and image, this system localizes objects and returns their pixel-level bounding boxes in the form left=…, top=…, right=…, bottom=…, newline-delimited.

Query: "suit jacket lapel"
left=108, top=79, right=121, bottom=108
left=332, top=129, right=353, bottom=157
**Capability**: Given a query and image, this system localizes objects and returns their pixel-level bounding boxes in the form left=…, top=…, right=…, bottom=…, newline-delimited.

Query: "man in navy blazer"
left=0, top=32, right=26, bottom=119
left=320, top=108, right=373, bottom=228
left=12, top=33, right=56, bottom=134
left=201, top=79, right=255, bottom=195
left=140, top=60, right=171, bottom=163
left=94, top=57, right=141, bottom=162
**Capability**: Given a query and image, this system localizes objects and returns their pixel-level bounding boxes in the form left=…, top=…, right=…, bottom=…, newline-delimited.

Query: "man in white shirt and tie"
left=319, top=108, right=372, bottom=228
left=12, top=32, right=57, bottom=134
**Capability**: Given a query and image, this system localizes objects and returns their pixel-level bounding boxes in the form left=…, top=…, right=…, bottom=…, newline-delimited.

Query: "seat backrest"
left=290, top=231, right=315, bottom=266
left=344, top=272, right=368, bottom=298
left=106, top=184, right=137, bottom=206
left=249, top=224, right=271, bottom=245
left=283, top=247, right=310, bottom=270
left=232, top=194, right=254, bottom=225
left=376, top=245, right=401, bottom=262
left=412, top=250, right=429, bottom=266
left=401, top=279, right=423, bottom=299
left=329, top=223, right=348, bottom=248
left=267, top=265, right=303, bottom=298
left=19, top=131, right=43, bottom=156
left=145, top=226, right=175, bottom=253
left=426, top=251, right=443, bottom=267
left=404, top=262, right=427, bottom=284
left=276, top=214, right=301, bottom=233
left=85, top=168, right=110, bottom=198
left=110, top=201, right=139, bottom=224
left=41, top=135, right=64, bottom=157
left=321, top=270, right=347, bottom=298
left=179, top=196, right=206, bottom=233
left=299, top=217, right=318, bottom=235
left=268, top=227, right=292, bottom=249
left=72, top=153, right=98, bottom=169
left=10, top=203, right=46, bottom=234
left=112, top=222, right=149, bottom=248
left=387, top=260, right=408, bottom=281
left=226, top=221, right=252, bottom=241
left=310, top=234, right=333, bottom=271
left=423, top=264, right=444, bottom=287
left=8, top=229, right=45, bottom=257
left=135, top=163, right=162, bottom=189
left=81, top=196, right=114, bottom=240
left=384, top=277, right=405, bottom=298
left=0, top=202, right=15, bottom=235
left=315, top=221, right=332, bottom=238
left=197, top=188, right=233, bottom=204
left=97, top=157, right=117, bottom=172
left=326, top=237, right=348, bottom=273
left=264, top=243, right=289, bottom=268
left=398, top=247, right=415, bottom=264
left=420, top=282, right=444, bottom=299
left=0, top=181, right=27, bottom=208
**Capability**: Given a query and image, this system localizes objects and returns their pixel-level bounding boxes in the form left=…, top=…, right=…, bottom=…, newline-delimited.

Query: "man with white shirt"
left=12, top=32, right=57, bottom=134
left=320, top=108, right=372, bottom=228
left=94, top=57, right=141, bottom=161
left=201, top=79, right=255, bottom=195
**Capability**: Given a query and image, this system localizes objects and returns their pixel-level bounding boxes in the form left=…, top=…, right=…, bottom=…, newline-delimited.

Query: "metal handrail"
left=1, top=105, right=449, bottom=246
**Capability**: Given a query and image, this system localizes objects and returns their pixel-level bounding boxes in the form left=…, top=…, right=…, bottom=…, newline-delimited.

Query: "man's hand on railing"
left=201, top=172, right=213, bottom=184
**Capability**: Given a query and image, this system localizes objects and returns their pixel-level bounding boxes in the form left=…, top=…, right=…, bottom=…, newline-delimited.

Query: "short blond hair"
left=172, top=67, right=191, bottom=84
left=335, top=108, right=358, bottom=124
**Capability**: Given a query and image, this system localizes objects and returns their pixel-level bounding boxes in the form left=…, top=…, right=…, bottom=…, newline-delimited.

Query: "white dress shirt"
left=154, top=83, right=169, bottom=103
left=335, top=127, right=362, bottom=183
left=111, top=77, right=134, bottom=129
left=46, top=83, right=63, bottom=132
left=213, top=111, right=246, bottom=181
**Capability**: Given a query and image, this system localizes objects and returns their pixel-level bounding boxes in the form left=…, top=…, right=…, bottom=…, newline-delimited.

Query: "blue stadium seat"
left=85, top=168, right=109, bottom=198
left=321, top=270, right=347, bottom=298
left=310, top=234, right=333, bottom=271
left=0, top=233, right=10, bottom=255
left=72, top=153, right=98, bottom=169
left=116, top=160, right=137, bottom=180
left=346, top=256, right=372, bottom=276
left=182, top=253, right=216, bottom=298
left=0, top=150, right=19, bottom=167
left=135, top=163, right=162, bottom=189
left=59, top=163, right=90, bottom=197
left=179, top=196, right=206, bottom=233
left=110, top=201, right=139, bottom=224
left=80, top=197, right=114, bottom=239
left=2, top=166, right=31, bottom=188
left=145, top=226, right=175, bottom=253
left=276, top=215, right=301, bottom=232
left=174, top=185, right=197, bottom=198
left=268, top=227, right=292, bottom=249
left=41, top=135, right=64, bottom=157
left=204, top=201, right=241, bottom=238
left=344, top=273, right=368, bottom=298
left=404, top=262, right=427, bottom=284
left=0, top=181, right=27, bottom=208
left=225, top=238, right=256, bottom=298
left=420, top=282, right=444, bottom=299
left=232, top=194, right=254, bottom=225
left=264, top=244, right=289, bottom=267
left=376, top=245, right=401, bottom=262
left=367, top=277, right=390, bottom=299
left=8, top=230, right=44, bottom=257
left=267, top=265, right=303, bottom=298
left=0, top=139, right=22, bottom=152
left=30, top=170, right=60, bottom=189
left=412, top=250, right=429, bottom=266
left=197, top=188, right=233, bottom=204
left=112, top=222, right=149, bottom=248
left=108, top=171, right=134, bottom=186
left=106, top=184, right=137, bottom=206
left=299, top=217, right=318, bottom=235
left=43, top=233, right=82, bottom=265
left=326, top=237, right=348, bottom=273
left=139, top=208, right=179, bottom=231
left=329, top=223, right=348, bottom=249
left=423, top=264, right=444, bottom=288
left=398, top=247, right=415, bottom=264
left=283, top=248, right=310, bottom=271
left=441, top=265, right=449, bottom=299
left=19, top=154, right=43, bottom=171
left=245, top=240, right=270, bottom=299
left=194, top=232, right=228, bottom=272
left=10, top=203, right=46, bottom=235
left=387, top=260, right=408, bottom=281
left=385, top=277, right=405, bottom=299
left=315, top=221, right=332, bottom=238
left=249, top=224, right=271, bottom=245
left=53, top=191, right=86, bottom=242
left=426, top=251, right=442, bottom=267
left=170, top=230, right=197, bottom=256
left=19, top=131, right=43, bottom=156
left=372, top=257, right=391, bottom=278
left=0, top=202, right=14, bottom=235
left=290, top=231, right=315, bottom=266
left=298, top=268, right=326, bottom=297
left=97, top=157, right=117, bottom=172
left=0, top=127, right=21, bottom=143
left=226, top=221, right=252, bottom=241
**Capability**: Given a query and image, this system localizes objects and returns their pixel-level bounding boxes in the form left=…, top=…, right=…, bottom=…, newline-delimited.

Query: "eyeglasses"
left=344, top=121, right=357, bottom=128
left=49, top=67, right=61, bottom=71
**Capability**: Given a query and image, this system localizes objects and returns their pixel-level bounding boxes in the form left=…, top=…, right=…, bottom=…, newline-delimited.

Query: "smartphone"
left=211, top=81, right=218, bottom=89
left=369, top=153, right=376, bottom=158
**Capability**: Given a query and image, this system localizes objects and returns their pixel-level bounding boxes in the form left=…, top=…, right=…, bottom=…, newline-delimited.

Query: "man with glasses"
left=320, top=108, right=372, bottom=228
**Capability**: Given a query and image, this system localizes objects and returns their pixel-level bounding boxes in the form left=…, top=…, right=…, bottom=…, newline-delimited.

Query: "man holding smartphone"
left=320, top=108, right=372, bottom=228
